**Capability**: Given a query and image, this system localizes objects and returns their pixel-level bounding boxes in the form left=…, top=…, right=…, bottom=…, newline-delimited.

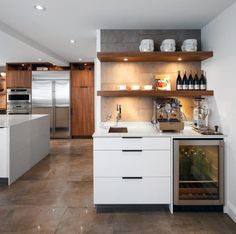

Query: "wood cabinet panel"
left=71, top=70, right=94, bottom=87
left=71, top=86, right=94, bottom=136
left=6, top=71, right=32, bottom=88
left=71, top=67, right=94, bottom=137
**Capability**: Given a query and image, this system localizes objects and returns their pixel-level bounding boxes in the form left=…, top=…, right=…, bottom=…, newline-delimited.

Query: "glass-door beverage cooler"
left=174, top=139, right=224, bottom=205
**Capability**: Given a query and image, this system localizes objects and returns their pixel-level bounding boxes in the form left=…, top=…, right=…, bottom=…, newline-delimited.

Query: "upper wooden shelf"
left=97, top=51, right=213, bottom=62
left=97, top=90, right=214, bottom=97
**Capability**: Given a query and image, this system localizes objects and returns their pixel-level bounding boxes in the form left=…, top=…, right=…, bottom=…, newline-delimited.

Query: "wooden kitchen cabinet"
left=71, top=66, right=94, bottom=137
left=6, top=70, right=32, bottom=88
left=71, top=69, right=94, bottom=87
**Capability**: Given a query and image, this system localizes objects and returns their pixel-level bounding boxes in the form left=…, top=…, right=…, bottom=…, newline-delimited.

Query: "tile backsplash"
left=101, top=62, right=200, bottom=122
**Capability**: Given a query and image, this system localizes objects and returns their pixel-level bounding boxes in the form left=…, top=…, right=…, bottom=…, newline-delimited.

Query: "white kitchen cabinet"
left=0, top=115, right=50, bottom=185
left=94, top=150, right=170, bottom=177
left=93, top=136, right=171, bottom=205
left=94, top=137, right=170, bottom=150
left=0, top=128, right=8, bottom=178
left=94, top=177, right=170, bottom=204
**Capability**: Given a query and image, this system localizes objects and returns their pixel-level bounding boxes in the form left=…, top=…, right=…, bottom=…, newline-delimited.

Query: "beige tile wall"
left=101, top=62, right=201, bottom=122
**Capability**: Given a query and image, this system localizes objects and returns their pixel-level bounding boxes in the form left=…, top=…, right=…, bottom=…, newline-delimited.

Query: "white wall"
left=202, top=1, right=236, bottom=222
left=95, top=29, right=101, bottom=129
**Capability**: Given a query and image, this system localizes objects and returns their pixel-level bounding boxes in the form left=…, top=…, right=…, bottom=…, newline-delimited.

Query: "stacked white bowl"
left=181, top=39, right=198, bottom=52
left=160, top=39, right=176, bottom=52
left=139, top=39, right=154, bottom=52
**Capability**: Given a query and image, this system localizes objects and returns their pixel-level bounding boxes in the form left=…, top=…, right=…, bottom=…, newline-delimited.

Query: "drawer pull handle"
left=122, top=177, right=143, bottom=180
left=122, top=150, right=143, bottom=152
left=122, top=137, right=143, bottom=139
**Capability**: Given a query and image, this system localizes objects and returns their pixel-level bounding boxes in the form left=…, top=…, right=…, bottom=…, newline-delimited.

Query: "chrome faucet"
left=116, top=104, right=122, bottom=125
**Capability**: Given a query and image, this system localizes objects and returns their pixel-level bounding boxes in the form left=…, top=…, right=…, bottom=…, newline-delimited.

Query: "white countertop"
left=0, top=114, right=49, bottom=128
left=93, top=122, right=225, bottom=138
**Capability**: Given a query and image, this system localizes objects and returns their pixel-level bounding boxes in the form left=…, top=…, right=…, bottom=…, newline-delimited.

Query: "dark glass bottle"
left=182, top=71, right=188, bottom=90
left=176, top=70, right=182, bottom=91
left=193, top=72, right=200, bottom=90
left=188, top=71, right=194, bottom=90
left=199, top=70, right=207, bottom=90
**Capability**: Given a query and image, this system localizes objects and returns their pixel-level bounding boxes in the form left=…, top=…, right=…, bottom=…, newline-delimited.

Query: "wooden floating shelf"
left=97, top=90, right=214, bottom=97
left=97, top=51, right=213, bottom=62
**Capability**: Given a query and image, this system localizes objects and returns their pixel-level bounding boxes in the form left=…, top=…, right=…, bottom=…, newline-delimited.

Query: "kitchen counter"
left=0, top=114, right=47, bottom=128
left=93, top=122, right=225, bottom=138
left=0, top=114, right=50, bottom=185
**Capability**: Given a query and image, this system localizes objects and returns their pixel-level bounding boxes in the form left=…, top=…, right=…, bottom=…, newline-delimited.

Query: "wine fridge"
left=174, top=139, right=224, bottom=205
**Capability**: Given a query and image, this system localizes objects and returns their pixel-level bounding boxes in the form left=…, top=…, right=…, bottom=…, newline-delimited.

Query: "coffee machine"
left=152, top=98, right=185, bottom=132
left=193, top=98, right=209, bottom=130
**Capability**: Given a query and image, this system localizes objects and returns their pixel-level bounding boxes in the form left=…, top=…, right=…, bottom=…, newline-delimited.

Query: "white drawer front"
left=94, top=150, right=170, bottom=177
left=94, top=137, right=170, bottom=150
left=94, top=177, right=170, bottom=204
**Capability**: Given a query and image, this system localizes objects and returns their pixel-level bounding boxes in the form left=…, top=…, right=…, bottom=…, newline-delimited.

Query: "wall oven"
left=7, top=88, right=32, bottom=114
left=7, top=88, right=31, bottom=103
left=174, top=139, right=224, bottom=206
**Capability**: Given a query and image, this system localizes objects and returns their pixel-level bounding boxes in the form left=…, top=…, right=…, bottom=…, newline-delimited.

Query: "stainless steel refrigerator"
left=32, top=71, right=70, bottom=138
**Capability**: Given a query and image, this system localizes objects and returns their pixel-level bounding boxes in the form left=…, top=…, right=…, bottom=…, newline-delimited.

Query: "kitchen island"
left=93, top=122, right=225, bottom=213
left=0, top=114, right=50, bottom=185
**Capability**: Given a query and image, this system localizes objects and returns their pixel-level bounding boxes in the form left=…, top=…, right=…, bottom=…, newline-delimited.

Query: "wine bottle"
left=182, top=71, right=188, bottom=90
left=193, top=72, right=200, bottom=90
left=176, top=70, right=182, bottom=91
left=200, top=70, right=207, bottom=90
left=188, top=71, right=194, bottom=90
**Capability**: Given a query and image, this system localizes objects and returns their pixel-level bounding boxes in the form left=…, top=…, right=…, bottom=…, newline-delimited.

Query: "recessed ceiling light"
left=124, top=58, right=128, bottom=61
left=70, top=39, right=76, bottom=44
left=34, top=4, right=46, bottom=11
left=78, top=58, right=82, bottom=61
left=178, top=57, right=182, bottom=61
left=38, top=58, right=42, bottom=62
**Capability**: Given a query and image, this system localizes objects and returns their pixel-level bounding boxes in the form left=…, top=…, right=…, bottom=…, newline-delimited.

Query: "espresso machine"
left=152, top=98, right=185, bottom=132
left=192, top=98, right=209, bottom=130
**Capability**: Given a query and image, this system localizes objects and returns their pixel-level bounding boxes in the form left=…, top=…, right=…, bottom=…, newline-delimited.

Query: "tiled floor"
left=0, top=139, right=235, bottom=233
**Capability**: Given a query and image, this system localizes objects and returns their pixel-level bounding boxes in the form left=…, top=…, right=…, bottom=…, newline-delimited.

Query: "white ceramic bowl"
left=183, top=39, right=197, bottom=45
left=160, top=39, right=176, bottom=52
left=139, top=39, right=154, bottom=52
left=181, top=45, right=197, bottom=52
left=162, top=39, right=176, bottom=45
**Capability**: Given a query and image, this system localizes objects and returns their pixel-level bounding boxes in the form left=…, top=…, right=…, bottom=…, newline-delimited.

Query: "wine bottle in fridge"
left=176, top=70, right=183, bottom=91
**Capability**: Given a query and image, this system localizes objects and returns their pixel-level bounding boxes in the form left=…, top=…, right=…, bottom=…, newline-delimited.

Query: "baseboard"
left=0, top=178, right=8, bottom=184
left=226, top=202, right=236, bottom=223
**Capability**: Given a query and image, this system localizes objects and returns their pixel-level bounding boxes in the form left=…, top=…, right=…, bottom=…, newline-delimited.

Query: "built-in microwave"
left=7, top=88, right=31, bottom=103
left=7, top=88, right=32, bottom=114
left=174, top=139, right=224, bottom=206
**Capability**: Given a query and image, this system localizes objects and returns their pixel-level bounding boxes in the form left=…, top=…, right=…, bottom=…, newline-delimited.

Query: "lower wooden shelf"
left=97, top=90, right=214, bottom=97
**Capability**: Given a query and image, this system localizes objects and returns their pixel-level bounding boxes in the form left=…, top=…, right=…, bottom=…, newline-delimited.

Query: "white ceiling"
left=0, top=0, right=235, bottom=66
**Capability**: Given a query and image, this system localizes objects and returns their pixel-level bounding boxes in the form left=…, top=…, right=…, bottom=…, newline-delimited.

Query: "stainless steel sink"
left=108, top=127, right=128, bottom=133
